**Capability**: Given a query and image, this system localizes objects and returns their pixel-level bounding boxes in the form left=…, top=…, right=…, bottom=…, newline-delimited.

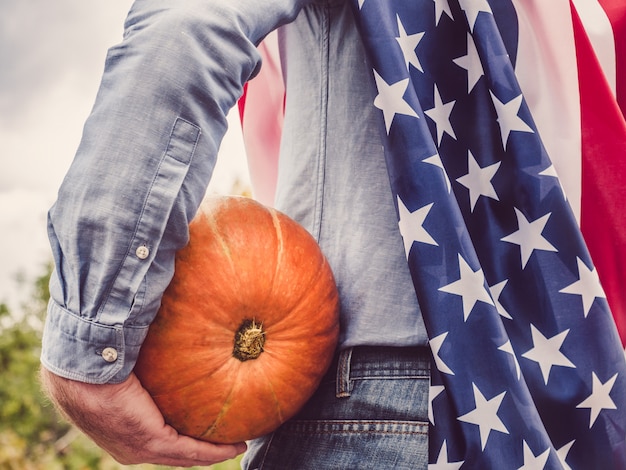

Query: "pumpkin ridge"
left=202, top=212, right=238, bottom=290
left=146, top=351, right=235, bottom=397
left=268, top=208, right=285, bottom=316
left=198, top=364, right=243, bottom=440
left=266, top=258, right=335, bottom=332
left=255, top=363, right=285, bottom=424
left=261, top=335, right=338, bottom=391
left=266, top=215, right=332, bottom=328
left=179, top=212, right=245, bottom=329
left=213, top=198, right=279, bottom=312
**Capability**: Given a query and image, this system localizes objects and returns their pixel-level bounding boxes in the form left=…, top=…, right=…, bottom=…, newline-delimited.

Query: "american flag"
left=351, top=0, right=626, bottom=467
left=240, top=0, right=626, bottom=467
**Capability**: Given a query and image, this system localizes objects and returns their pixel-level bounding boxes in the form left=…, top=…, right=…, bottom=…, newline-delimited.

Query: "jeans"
left=242, top=346, right=430, bottom=469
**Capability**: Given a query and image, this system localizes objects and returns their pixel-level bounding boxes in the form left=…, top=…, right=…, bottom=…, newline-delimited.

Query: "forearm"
left=40, top=368, right=145, bottom=452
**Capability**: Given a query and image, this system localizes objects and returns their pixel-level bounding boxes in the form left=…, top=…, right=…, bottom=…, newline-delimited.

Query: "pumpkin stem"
left=233, top=319, right=266, bottom=361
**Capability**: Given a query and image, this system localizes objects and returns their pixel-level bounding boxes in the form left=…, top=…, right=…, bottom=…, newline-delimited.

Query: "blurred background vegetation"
left=0, top=263, right=242, bottom=470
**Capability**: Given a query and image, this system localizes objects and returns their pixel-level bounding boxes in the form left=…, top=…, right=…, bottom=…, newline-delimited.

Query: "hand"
left=40, top=367, right=246, bottom=467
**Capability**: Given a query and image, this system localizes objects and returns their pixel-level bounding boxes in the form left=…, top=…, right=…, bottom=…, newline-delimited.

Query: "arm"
left=41, top=0, right=311, bottom=463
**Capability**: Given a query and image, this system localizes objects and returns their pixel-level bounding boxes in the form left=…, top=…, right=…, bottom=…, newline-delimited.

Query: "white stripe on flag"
left=572, top=0, right=617, bottom=95
left=512, top=0, right=582, bottom=220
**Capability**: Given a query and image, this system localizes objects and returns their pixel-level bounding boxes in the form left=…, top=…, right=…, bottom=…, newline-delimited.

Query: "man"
left=42, top=0, right=626, bottom=465
left=40, top=0, right=431, bottom=467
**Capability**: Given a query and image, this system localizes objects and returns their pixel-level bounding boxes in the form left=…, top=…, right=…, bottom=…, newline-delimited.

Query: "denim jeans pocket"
left=243, top=347, right=430, bottom=470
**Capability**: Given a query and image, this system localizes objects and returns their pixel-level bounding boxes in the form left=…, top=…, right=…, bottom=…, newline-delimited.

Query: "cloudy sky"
left=0, top=0, right=249, bottom=310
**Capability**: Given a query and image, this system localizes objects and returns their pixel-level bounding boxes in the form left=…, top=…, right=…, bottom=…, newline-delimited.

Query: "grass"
left=81, top=448, right=243, bottom=470
left=208, top=455, right=242, bottom=470
left=133, top=455, right=242, bottom=470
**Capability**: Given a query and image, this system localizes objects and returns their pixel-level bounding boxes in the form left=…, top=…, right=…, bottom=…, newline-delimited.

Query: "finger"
left=140, top=432, right=247, bottom=467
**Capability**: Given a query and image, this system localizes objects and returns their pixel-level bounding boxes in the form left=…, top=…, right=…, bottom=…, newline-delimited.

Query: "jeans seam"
left=285, top=419, right=429, bottom=435
left=350, top=375, right=429, bottom=380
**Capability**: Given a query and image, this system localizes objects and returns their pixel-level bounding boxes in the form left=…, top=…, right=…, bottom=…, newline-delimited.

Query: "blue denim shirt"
left=41, top=0, right=427, bottom=384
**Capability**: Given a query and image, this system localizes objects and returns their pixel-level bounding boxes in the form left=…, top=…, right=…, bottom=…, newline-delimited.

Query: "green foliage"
left=0, top=264, right=242, bottom=470
left=0, top=263, right=69, bottom=468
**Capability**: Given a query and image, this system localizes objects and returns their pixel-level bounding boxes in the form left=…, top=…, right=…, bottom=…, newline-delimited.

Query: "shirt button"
left=136, top=245, right=150, bottom=260
left=102, top=347, right=118, bottom=363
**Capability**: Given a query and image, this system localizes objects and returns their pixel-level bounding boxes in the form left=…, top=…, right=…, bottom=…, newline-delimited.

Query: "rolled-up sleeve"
left=41, top=0, right=312, bottom=384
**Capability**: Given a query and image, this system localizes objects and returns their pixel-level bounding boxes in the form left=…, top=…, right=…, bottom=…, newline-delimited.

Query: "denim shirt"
left=41, top=0, right=428, bottom=384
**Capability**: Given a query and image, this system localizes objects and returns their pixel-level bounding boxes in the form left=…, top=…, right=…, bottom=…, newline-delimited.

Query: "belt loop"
left=336, top=347, right=353, bottom=398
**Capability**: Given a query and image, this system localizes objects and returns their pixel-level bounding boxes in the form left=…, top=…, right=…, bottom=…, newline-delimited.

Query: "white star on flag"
left=423, top=154, right=452, bottom=193
left=490, top=92, right=534, bottom=148
left=439, top=254, right=494, bottom=321
left=498, top=340, right=521, bottom=380
left=457, top=383, right=509, bottom=450
left=453, top=33, right=484, bottom=93
left=424, top=84, right=457, bottom=145
left=430, top=331, right=455, bottom=375
left=501, top=208, right=558, bottom=269
left=539, top=164, right=567, bottom=200
left=559, top=257, right=606, bottom=318
left=373, top=70, right=418, bottom=133
left=398, top=196, right=438, bottom=257
left=556, top=440, right=575, bottom=470
left=517, top=441, right=550, bottom=470
left=521, top=325, right=576, bottom=385
left=395, top=15, right=424, bottom=72
left=432, top=0, right=453, bottom=26
left=576, top=372, right=618, bottom=428
left=458, top=0, right=492, bottom=32
left=456, top=150, right=500, bottom=211
left=489, top=279, right=512, bottom=319
left=429, top=441, right=464, bottom=469
left=429, top=384, right=445, bottom=424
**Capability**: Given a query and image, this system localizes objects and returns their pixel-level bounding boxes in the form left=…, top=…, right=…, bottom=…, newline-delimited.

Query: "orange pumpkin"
left=134, top=196, right=340, bottom=444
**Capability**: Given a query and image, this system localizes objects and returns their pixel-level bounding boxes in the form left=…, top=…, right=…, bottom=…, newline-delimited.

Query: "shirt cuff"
left=40, top=299, right=149, bottom=384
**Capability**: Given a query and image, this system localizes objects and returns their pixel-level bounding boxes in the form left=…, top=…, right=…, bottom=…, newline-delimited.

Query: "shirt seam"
left=312, top=2, right=330, bottom=241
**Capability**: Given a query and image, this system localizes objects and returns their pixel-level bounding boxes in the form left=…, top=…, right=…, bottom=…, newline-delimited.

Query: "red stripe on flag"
left=238, top=83, right=248, bottom=125
left=572, top=2, right=626, bottom=343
